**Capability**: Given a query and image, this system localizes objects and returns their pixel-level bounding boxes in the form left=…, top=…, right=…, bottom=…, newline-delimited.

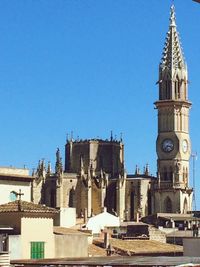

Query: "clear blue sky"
left=0, top=1, right=200, bottom=207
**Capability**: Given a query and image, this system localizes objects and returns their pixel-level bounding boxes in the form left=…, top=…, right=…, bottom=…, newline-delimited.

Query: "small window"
left=10, top=191, right=17, bottom=201
left=31, top=242, right=45, bottom=259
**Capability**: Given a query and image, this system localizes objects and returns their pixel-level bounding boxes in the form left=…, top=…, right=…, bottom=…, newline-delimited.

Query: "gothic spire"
left=55, top=148, right=63, bottom=176
left=160, top=5, right=186, bottom=73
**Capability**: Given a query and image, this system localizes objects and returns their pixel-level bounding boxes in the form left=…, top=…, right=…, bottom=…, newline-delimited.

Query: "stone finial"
left=55, top=148, right=63, bottom=176
left=120, top=132, right=123, bottom=142
left=135, top=165, right=140, bottom=175
left=145, top=164, right=149, bottom=176
left=47, top=161, right=51, bottom=175
left=66, top=133, right=69, bottom=143
left=37, top=159, right=46, bottom=178
left=110, top=130, right=113, bottom=141
left=80, top=155, right=85, bottom=176
left=32, top=168, right=35, bottom=177
left=170, top=5, right=176, bottom=27
left=70, top=131, right=73, bottom=141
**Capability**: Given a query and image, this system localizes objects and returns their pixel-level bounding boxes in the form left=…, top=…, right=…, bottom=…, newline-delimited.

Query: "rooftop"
left=94, top=238, right=183, bottom=256
left=11, top=256, right=200, bottom=266
left=0, top=166, right=29, bottom=175
left=0, top=200, right=59, bottom=214
left=157, top=213, right=197, bottom=221
left=66, top=138, right=122, bottom=145
left=0, top=166, right=33, bottom=181
left=53, top=226, right=91, bottom=236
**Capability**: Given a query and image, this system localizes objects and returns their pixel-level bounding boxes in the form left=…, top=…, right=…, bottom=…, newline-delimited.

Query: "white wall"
left=60, top=208, right=76, bottom=227
left=55, top=208, right=76, bottom=227
left=0, top=180, right=31, bottom=204
left=21, top=217, right=55, bottom=259
left=9, top=235, right=22, bottom=260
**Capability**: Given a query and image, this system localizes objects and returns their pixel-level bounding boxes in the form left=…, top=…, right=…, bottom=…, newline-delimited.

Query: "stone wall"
left=54, top=233, right=88, bottom=257
left=149, top=226, right=166, bottom=243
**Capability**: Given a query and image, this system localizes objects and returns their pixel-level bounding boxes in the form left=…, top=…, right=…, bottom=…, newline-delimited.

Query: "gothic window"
left=50, top=189, right=56, bottom=208
left=169, top=167, right=173, bottom=182
left=168, top=81, right=171, bottom=98
left=115, top=156, right=119, bottom=174
left=163, top=167, right=168, bottom=181
left=148, top=189, right=152, bottom=215
left=130, top=191, right=135, bottom=221
left=69, top=187, right=75, bottom=207
left=178, top=80, right=181, bottom=98
left=180, top=112, right=183, bottom=131
left=175, top=76, right=181, bottom=99
left=165, top=80, right=171, bottom=99
left=164, top=196, right=172, bottom=213
left=165, top=81, right=168, bottom=99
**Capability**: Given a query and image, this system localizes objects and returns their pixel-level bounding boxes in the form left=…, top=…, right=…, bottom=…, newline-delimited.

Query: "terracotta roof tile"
left=0, top=200, right=58, bottom=214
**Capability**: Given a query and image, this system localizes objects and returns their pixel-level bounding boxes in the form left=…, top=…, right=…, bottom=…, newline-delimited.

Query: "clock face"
left=182, top=140, right=188, bottom=153
left=162, top=139, right=174, bottom=153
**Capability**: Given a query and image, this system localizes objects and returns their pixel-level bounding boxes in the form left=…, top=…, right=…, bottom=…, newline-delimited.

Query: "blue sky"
left=0, top=0, right=200, bottom=207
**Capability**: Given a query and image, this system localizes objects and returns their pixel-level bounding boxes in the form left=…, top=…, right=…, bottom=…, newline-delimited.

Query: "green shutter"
left=31, top=242, right=45, bottom=259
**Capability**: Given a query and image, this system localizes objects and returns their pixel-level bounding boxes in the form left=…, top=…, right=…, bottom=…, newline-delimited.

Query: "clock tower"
left=154, top=5, right=193, bottom=214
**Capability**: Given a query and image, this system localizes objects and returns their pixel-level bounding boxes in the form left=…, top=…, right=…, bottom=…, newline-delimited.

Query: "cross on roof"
left=16, top=189, right=24, bottom=201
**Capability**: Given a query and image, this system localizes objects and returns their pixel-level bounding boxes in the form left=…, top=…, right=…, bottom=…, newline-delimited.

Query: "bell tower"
left=154, top=5, right=193, bottom=214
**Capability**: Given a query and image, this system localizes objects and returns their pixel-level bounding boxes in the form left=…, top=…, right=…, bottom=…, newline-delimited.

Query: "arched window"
left=50, top=189, right=56, bottom=208
left=165, top=81, right=168, bottom=99
left=178, top=80, right=181, bottom=98
left=10, top=191, right=17, bottom=201
left=169, top=167, right=173, bottom=182
left=175, top=76, right=181, bottom=99
left=168, top=80, right=171, bottom=99
left=164, top=79, right=171, bottom=100
left=164, top=196, right=172, bottom=213
left=69, top=187, right=75, bottom=207
left=163, top=167, right=168, bottom=181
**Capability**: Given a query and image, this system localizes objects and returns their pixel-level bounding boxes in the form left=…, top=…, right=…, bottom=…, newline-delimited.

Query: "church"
left=32, top=5, right=193, bottom=222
